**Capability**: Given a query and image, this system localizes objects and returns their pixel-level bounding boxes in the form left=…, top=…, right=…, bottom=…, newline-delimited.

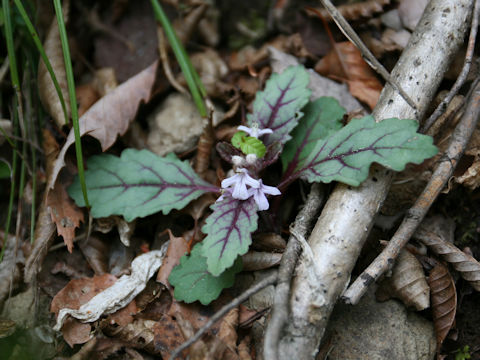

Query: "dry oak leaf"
left=47, top=181, right=84, bottom=253
left=48, top=60, right=159, bottom=190
left=315, top=41, right=382, bottom=110
left=427, top=263, right=457, bottom=350
left=51, top=273, right=117, bottom=347
left=38, top=0, right=70, bottom=128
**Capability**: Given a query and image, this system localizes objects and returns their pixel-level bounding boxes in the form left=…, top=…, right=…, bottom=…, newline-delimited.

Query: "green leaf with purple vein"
left=168, top=243, right=242, bottom=305
left=281, top=97, right=345, bottom=175
left=201, top=195, right=258, bottom=276
left=293, top=116, right=437, bottom=186
left=68, top=149, right=219, bottom=221
left=247, top=65, right=311, bottom=146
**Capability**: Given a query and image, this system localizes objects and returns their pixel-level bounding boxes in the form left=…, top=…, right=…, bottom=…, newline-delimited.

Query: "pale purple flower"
left=248, top=179, right=281, bottom=211
left=238, top=123, right=273, bottom=138
left=221, top=168, right=260, bottom=200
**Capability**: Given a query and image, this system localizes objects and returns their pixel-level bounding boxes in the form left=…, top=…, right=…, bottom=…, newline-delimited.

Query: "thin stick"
left=318, top=0, right=418, bottom=112
left=342, top=78, right=480, bottom=304
left=170, top=273, right=278, bottom=359
left=421, top=0, right=480, bottom=133
left=263, top=183, right=323, bottom=359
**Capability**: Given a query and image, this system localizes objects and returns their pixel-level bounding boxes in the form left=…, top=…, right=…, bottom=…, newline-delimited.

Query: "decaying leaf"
left=51, top=273, right=117, bottom=347
left=46, top=181, right=84, bottom=253
left=153, top=314, right=188, bottom=358
left=414, top=230, right=480, bottom=291
left=76, top=84, right=100, bottom=117
left=376, top=248, right=430, bottom=311
left=54, top=245, right=168, bottom=331
left=156, top=231, right=188, bottom=287
left=242, top=251, right=282, bottom=271
left=48, top=61, right=158, bottom=190
left=251, top=232, right=286, bottom=252
left=78, top=234, right=109, bottom=275
left=427, top=263, right=457, bottom=349
left=101, top=318, right=159, bottom=355
left=315, top=42, right=383, bottom=110
left=307, top=0, right=391, bottom=21
left=38, top=0, right=70, bottom=127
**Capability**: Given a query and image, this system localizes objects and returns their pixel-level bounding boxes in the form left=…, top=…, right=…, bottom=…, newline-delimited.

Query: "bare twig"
left=263, top=183, right=323, bottom=359
left=318, top=0, right=418, bottom=112
left=422, top=0, right=480, bottom=133
left=343, top=78, right=480, bottom=304
left=170, top=273, right=278, bottom=359
left=157, top=27, right=188, bottom=95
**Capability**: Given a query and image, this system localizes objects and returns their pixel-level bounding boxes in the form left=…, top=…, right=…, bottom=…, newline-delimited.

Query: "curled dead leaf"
left=48, top=60, right=158, bottom=190
left=38, top=0, right=71, bottom=127
left=242, top=251, right=282, bottom=271
left=427, top=263, right=457, bottom=349
left=376, top=248, right=430, bottom=310
left=414, top=230, right=480, bottom=291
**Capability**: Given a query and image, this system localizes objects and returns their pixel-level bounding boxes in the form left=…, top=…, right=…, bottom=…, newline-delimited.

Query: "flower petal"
left=221, top=173, right=240, bottom=188
left=253, top=189, right=270, bottom=210
left=261, top=183, right=281, bottom=196
left=237, top=125, right=252, bottom=136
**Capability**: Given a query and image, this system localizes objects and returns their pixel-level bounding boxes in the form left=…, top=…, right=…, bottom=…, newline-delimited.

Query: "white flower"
left=231, top=155, right=244, bottom=167
left=245, top=153, right=258, bottom=164
left=221, top=168, right=260, bottom=200
left=248, top=179, right=281, bottom=211
left=238, top=123, right=273, bottom=138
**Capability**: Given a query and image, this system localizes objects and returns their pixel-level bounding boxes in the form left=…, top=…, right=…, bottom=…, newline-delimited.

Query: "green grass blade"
left=14, top=0, right=69, bottom=125
left=53, top=0, right=89, bottom=207
left=150, top=0, right=207, bottom=117
left=2, top=0, right=20, bottom=262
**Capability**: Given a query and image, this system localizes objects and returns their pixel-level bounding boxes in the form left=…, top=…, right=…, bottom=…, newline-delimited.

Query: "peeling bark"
left=277, top=1, right=473, bottom=358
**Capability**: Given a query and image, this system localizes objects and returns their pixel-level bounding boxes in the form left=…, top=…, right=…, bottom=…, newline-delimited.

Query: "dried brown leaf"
left=38, top=0, right=70, bottom=128
left=101, top=318, right=159, bottom=354
left=76, top=84, right=100, bottom=117
left=48, top=60, right=158, bottom=190
left=217, top=307, right=239, bottom=357
left=51, top=274, right=117, bottom=346
left=251, top=233, right=286, bottom=252
left=415, top=230, right=480, bottom=291
left=153, top=314, right=188, bottom=359
left=46, top=180, right=84, bottom=253
left=156, top=231, right=188, bottom=287
left=427, top=263, right=457, bottom=349
left=376, top=248, right=430, bottom=310
left=237, top=335, right=252, bottom=360
left=315, top=41, right=382, bottom=109
left=78, top=234, right=109, bottom=275
left=242, top=251, right=282, bottom=271
left=307, top=0, right=391, bottom=21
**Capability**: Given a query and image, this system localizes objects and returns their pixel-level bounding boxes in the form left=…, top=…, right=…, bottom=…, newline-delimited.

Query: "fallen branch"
left=343, top=78, right=480, bottom=304
left=422, top=0, right=480, bottom=133
left=170, top=273, right=278, bottom=359
left=263, top=183, right=324, bottom=359
left=277, top=1, right=473, bottom=358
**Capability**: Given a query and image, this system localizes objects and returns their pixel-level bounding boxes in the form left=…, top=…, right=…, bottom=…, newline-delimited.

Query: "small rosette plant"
left=69, top=65, right=438, bottom=305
